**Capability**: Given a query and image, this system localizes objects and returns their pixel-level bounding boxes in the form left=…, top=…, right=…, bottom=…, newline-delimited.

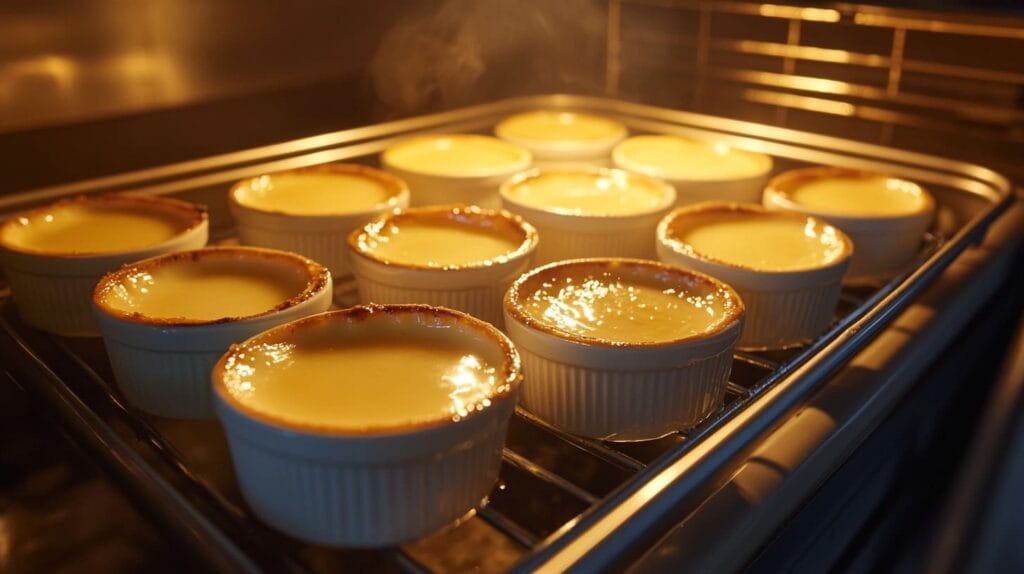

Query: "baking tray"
left=0, top=95, right=1013, bottom=573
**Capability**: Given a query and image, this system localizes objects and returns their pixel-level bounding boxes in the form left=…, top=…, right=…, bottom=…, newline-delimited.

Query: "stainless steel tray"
left=0, top=95, right=1013, bottom=573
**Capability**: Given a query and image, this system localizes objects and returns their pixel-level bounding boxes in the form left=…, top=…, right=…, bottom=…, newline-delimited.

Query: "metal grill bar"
left=502, top=449, right=600, bottom=505
left=477, top=506, right=540, bottom=548
left=514, top=407, right=646, bottom=472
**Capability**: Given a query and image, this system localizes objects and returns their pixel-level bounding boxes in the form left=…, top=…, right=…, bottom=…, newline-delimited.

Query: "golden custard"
left=383, top=135, right=530, bottom=177
left=237, top=172, right=395, bottom=216
left=504, top=170, right=670, bottom=216
left=356, top=212, right=524, bottom=268
left=496, top=111, right=626, bottom=143
left=665, top=211, right=846, bottom=271
left=99, top=257, right=308, bottom=321
left=616, top=135, right=769, bottom=180
left=219, top=318, right=507, bottom=430
left=787, top=174, right=927, bottom=217
left=2, top=200, right=194, bottom=255
left=518, top=267, right=735, bottom=344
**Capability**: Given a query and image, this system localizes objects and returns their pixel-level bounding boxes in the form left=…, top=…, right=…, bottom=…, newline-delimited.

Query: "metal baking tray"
left=0, top=95, right=1013, bottom=573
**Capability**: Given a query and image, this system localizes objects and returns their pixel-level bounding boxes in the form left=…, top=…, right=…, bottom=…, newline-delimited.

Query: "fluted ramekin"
left=92, top=247, right=332, bottom=418
left=499, top=167, right=676, bottom=265
left=657, top=202, right=853, bottom=350
left=347, top=205, right=537, bottom=327
left=612, top=134, right=773, bottom=205
left=0, top=193, right=208, bottom=336
left=381, top=134, right=532, bottom=209
left=229, top=163, right=409, bottom=281
left=763, top=166, right=935, bottom=283
left=494, top=110, right=628, bottom=167
left=503, top=258, right=744, bottom=441
left=212, top=304, right=522, bottom=547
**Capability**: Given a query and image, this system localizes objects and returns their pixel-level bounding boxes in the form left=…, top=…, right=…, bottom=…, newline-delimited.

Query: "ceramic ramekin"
left=381, top=134, right=532, bottom=209
left=612, top=134, right=773, bottom=205
left=762, top=166, right=935, bottom=283
left=503, top=258, right=744, bottom=441
left=347, top=205, right=537, bottom=327
left=92, top=247, right=332, bottom=418
left=0, top=193, right=208, bottom=336
left=213, top=304, right=522, bottom=547
left=229, top=163, right=410, bottom=280
left=494, top=110, right=628, bottom=167
left=657, top=202, right=853, bottom=350
left=499, top=167, right=676, bottom=265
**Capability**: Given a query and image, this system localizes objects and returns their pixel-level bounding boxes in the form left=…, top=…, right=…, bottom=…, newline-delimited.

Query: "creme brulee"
left=496, top=111, right=626, bottom=143
left=502, top=169, right=671, bottom=216
left=786, top=174, right=927, bottom=217
left=517, top=266, right=735, bottom=344
left=2, top=200, right=195, bottom=255
left=614, top=135, right=770, bottom=180
left=663, top=210, right=847, bottom=271
left=218, top=309, right=513, bottom=431
left=236, top=171, right=397, bottom=216
left=383, top=135, right=531, bottom=177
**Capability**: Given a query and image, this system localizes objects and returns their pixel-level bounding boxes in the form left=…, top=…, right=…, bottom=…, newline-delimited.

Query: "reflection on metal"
left=756, top=4, right=839, bottom=23
left=742, top=89, right=855, bottom=117
left=853, top=12, right=1024, bottom=40
left=714, top=39, right=890, bottom=67
left=606, top=0, right=622, bottom=97
left=887, top=28, right=906, bottom=97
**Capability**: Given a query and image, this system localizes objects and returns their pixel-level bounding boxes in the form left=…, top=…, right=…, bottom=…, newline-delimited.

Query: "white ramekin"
left=503, top=258, right=744, bottom=441
left=92, top=247, right=332, bottom=419
left=499, top=167, right=677, bottom=265
left=494, top=110, right=628, bottom=167
left=381, top=134, right=532, bottom=209
left=656, top=202, right=853, bottom=350
left=612, top=134, right=773, bottom=205
left=0, top=193, right=208, bottom=336
left=212, top=304, right=522, bottom=547
left=229, top=163, right=410, bottom=281
left=347, top=205, right=537, bottom=327
left=762, top=166, right=936, bottom=283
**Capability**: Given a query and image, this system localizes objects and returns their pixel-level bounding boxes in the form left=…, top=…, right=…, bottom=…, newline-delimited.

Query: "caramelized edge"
left=503, top=257, right=745, bottom=348
left=347, top=204, right=539, bottom=271
left=765, top=166, right=935, bottom=220
left=0, top=192, right=208, bottom=258
left=212, top=304, right=523, bottom=436
left=499, top=166, right=676, bottom=218
left=92, top=246, right=330, bottom=326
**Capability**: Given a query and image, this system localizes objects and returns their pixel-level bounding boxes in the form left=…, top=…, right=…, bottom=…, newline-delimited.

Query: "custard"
left=353, top=208, right=527, bottom=268
left=786, top=174, right=927, bottom=217
left=614, top=135, right=769, bottom=180
left=515, top=263, right=738, bottom=344
left=383, top=135, right=531, bottom=177
left=236, top=171, right=397, bottom=215
left=2, top=199, right=196, bottom=255
left=664, top=210, right=846, bottom=271
left=219, top=313, right=509, bottom=431
left=496, top=111, right=626, bottom=143
left=503, top=169, right=671, bottom=216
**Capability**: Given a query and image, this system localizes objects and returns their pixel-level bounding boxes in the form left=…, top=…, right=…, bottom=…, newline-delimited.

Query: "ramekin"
left=499, top=167, right=676, bottom=265
left=229, top=164, right=410, bottom=280
left=92, top=247, right=332, bottom=419
left=503, top=258, right=744, bottom=441
left=612, top=134, right=773, bottom=205
left=763, top=166, right=936, bottom=282
left=347, top=205, right=537, bottom=327
left=0, top=193, right=208, bottom=336
left=656, top=202, right=853, bottom=350
left=381, top=134, right=532, bottom=209
left=212, top=304, right=522, bottom=547
left=494, top=110, right=628, bottom=167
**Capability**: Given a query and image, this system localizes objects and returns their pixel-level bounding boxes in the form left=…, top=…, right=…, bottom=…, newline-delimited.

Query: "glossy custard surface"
left=3, top=202, right=192, bottom=254
left=358, top=217, right=522, bottom=267
left=666, top=211, right=845, bottom=271
left=384, top=135, right=529, bottom=177
left=497, top=111, right=625, bottom=142
left=220, top=320, right=506, bottom=430
left=519, top=267, right=734, bottom=343
left=100, top=258, right=307, bottom=320
left=617, top=135, right=768, bottom=180
left=787, top=175, right=926, bottom=216
left=238, top=172, right=395, bottom=215
left=505, top=171, right=669, bottom=215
